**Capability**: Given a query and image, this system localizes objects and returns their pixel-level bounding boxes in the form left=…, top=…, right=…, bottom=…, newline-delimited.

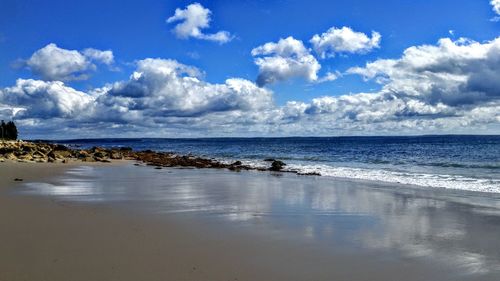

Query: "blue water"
left=53, top=135, right=500, bottom=193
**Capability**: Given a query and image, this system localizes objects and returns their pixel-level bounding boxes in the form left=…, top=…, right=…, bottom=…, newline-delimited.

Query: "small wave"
left=281, top=164, right=500, bottom=193
left=417, top=162, right=500, bottom=170
left=219, top=159, right=500, bottom=193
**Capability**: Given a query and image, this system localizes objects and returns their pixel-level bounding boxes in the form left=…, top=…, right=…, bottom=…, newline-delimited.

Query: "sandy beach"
left=1, top=161, right=500, bottom=281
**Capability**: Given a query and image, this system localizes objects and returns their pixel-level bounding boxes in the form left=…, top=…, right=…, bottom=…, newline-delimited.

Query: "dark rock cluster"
left=0, top=141, right=132, bottom=163
left=0, top=141, right=321, bottom=176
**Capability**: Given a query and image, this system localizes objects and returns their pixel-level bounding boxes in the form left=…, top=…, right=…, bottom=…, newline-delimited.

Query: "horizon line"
left=27, top=134, right=500, bottom=142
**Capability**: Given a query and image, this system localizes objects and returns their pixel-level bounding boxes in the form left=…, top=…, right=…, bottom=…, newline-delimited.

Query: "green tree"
left=1, top=120, right=18, bottom=140
left=6, top=121, right=18, bottom=140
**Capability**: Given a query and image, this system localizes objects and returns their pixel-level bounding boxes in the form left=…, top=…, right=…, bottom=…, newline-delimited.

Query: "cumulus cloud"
left=97, top=58, right=273, bottom=120
left=347, top=37, right=500, bottom=106
left=0, top=79, right=94, bottom=119
left=167, top=2, right=233, bottom=44
left=0, top=59, right=276, bottom=137
left=258, top=36, right=500, bottom=135
left=492, top=0, right=500, bottom=15
left=25, top=43, right=94, bottom=81
left=82, top=48, right=114, bottom=65
left=491, top=0, right=500, bottom=21
left=251, top=37, right=321, bottom=86
left=260, top=36, right=500, bottom=135
left=310, top=26, right=381, bottom=58
left=251, top=27, right=378, bottom=86
left=316, top=71, right=340, bottom=83
left=0, top=58, right=272, bottom=132
left=1, top=37, right=499, bottom=138
left=23, top=43, right=115, bottom=81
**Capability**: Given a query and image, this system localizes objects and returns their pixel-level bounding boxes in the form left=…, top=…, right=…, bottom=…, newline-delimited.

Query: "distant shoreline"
left=27, top=134, right=500, bottom=142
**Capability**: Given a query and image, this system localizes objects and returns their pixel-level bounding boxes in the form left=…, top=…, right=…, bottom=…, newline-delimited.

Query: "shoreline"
left=2, top=140, right=499, bottom=195
left=0, top=140, right=318, bottom=175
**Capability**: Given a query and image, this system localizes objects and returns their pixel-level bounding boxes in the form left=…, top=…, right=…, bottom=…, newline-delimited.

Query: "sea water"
left=53, top=135, right=500, bottom=193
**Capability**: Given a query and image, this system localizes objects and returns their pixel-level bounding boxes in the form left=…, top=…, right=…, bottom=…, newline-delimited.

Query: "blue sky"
left=0, top=0, right=499, bottom=138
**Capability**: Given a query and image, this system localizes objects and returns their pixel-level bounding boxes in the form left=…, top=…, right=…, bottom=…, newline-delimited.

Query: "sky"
left=0, top=0, right=499, bottom=138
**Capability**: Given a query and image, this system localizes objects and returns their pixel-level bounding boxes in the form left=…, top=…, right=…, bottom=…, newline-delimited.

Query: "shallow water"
left=19, top=164, right=500, bottom=280
left=55, top=136, right=500, bottom=193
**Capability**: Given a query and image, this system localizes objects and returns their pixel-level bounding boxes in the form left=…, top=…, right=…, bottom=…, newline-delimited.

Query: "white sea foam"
left=218, top=158, right=500, bottom=193
left=282, top=164, right=500, bottom=193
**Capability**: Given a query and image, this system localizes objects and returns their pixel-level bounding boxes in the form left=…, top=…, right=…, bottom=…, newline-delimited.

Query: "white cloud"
left=82, top=48, right=114, bottom=65
left=0, top=79, right=94, bottom=119
left=166, top=2, right=233, bottom=44
left=95, top=58, right=273, bottom=123
left=310, top=26, right=381, bottom=58
left=263, top=36, right=500, bottom=135
left=316, top=71, right=340, bottom=83
left=23, top=44, right=115, bottom=81
left=26, top=43, right=94, bottom=81
left=347, top=37, right=500, bottom=106
left=0, top=58, right=274, bottom=137
left=1, top=37, right=499, bottom=137
left=251, top=36, right=321, bottom=86
left=492, top=0, right=500, bottom=15
left=491, top=0, right=500, bottom=21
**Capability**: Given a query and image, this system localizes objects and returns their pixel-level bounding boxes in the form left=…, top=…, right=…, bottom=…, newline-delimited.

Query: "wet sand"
left=1, top=162, right=500, bottom=281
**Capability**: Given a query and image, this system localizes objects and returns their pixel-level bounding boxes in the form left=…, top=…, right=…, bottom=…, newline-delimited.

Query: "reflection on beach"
left=21, top=164, right=500, bottom=278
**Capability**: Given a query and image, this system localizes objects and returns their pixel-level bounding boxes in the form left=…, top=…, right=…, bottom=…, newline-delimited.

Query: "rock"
left=33, top=151, right=46, bottom=158
left=0, top=141, right=302, bottom=177
left=109, top=152, right=122, bottom=159
left=54, top=144, right=69, bottom=151
left=228, top=166, right=241, bottom=171
left=52, top=150, right=72, bottom=158
left=0, top=147, right=15, bottom=154
left=93, top=151, right=108, bottom=158
left=77, top=150, right=90, bottom=159
left=269, top=160, right=286, bottom=171
left=90, top=146, right=105, bottom=153
left=5, top=153, right=17, bottom=161
left=82, top=156, right=95, bottom=162
left=21, top=145, right=34, bottom=153
left=19, top=154, right=33, bottom=161
left=94, top=157, right=111, bottom=163
left=47, top=151, right=56, bottom=159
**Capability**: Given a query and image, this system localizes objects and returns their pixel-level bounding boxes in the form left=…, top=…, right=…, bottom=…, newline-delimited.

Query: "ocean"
left=52, top=135, right=500, bottom=193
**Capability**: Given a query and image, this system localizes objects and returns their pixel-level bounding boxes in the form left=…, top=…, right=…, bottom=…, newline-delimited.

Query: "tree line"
left=1, top=120, right=18, bottom=140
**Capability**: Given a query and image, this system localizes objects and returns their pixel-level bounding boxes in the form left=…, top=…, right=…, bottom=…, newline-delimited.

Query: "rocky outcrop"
left=0, top=141, right=321, bottom=177
left=0, top=141, right=114, bottom=164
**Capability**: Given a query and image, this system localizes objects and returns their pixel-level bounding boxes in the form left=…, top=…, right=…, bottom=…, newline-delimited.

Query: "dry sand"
left=0, top=161, right=494, bottom=281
